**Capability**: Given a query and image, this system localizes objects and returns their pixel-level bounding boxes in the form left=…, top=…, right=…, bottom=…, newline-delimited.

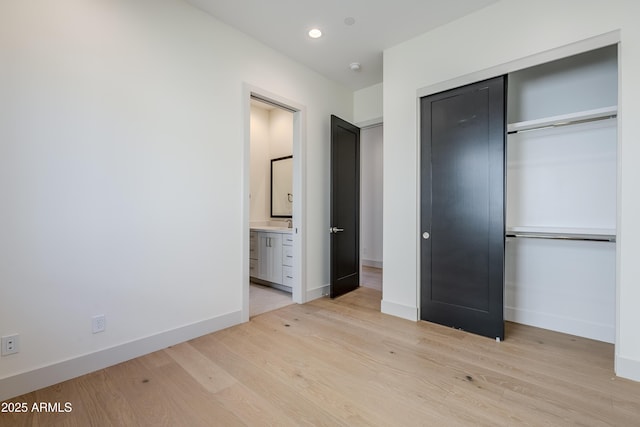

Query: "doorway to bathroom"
left=246, top=92, right=302, bottom=319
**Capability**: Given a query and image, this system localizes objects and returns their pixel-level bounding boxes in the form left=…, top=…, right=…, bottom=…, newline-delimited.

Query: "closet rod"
left=507, top=113, right=617, bottom=135
left=505, top=232, right=616, bottom=242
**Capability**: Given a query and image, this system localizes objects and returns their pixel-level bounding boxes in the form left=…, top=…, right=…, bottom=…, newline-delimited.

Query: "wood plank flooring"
left=3, top=287, right=640, bottom=426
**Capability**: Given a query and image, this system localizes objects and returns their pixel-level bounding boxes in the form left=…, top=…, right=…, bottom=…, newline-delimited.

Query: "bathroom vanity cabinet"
left=250, top=228, right=294, bottom=293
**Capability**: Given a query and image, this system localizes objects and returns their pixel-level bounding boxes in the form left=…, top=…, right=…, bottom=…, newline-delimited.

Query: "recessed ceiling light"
left=344, top=17, right=356, bottom=26
left=349, top=62, right=361, bottom=71
left=308, top=28, right=322, bottom=39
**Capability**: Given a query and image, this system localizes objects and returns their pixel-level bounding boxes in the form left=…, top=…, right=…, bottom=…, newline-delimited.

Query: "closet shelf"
left=506, top=226, right=616, bottom=242
left=507, top=106, right=617, bottom=134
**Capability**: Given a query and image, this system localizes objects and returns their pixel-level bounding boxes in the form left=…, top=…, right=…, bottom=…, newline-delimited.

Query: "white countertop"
left=250, top=226, right=293, bottom=233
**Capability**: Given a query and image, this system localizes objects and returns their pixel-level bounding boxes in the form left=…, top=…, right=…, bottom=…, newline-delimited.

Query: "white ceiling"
left=184, top=0, right=498, bottom=90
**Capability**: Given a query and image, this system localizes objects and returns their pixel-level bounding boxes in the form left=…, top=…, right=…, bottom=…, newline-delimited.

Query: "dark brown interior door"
left=420, top=76, right=506, bottom=340
left=330, top=115, right=360, bottom=298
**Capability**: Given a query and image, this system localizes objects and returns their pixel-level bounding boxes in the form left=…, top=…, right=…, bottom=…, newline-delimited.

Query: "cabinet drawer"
left=282, top=245, right=294, bottom=267
left=282, top=266, right=294, bottom=286
left=282, top=234, right=294, bottom=246
left=249, top=232, right=258, bottom=259
left=249, top=259, right=257, bottom=276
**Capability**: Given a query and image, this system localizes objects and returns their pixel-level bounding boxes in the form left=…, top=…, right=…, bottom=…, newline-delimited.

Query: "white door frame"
left=242, top=84, right=307, bottom=322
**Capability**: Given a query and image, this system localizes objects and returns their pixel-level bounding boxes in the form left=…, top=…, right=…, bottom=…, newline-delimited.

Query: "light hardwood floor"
left=3, top=287, right=640, bottom=426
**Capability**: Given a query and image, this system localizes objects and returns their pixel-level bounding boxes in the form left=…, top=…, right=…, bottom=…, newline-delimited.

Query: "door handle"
left=330, top=227, right=344, bottom=234
left=422, top=232, right=430, bottom=240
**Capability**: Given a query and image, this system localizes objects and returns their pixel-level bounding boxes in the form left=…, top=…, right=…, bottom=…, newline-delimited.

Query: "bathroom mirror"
left=271, top=156, right=293, bottom=218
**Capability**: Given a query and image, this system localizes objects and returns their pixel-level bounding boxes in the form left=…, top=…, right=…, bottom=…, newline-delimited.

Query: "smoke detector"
left=349, top=62, right=361, bottom=71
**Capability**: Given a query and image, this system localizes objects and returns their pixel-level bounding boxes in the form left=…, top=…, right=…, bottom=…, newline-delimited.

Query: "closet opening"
left=505, top=45, right=618, bottom=343
left=418, top=42, right=618, bottom=345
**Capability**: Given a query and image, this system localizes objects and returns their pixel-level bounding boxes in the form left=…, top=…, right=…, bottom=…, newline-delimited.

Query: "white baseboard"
left=0, top=310, right=242, bottom=402
left=306, top=285, right=330, bottom=301
left=381, top=299, right=418, bottom=321
left=616, top=355, right=640, bottom=382
left=362, top=259, right=383, bottom=269
left=505, top=306, right=614, bottom=344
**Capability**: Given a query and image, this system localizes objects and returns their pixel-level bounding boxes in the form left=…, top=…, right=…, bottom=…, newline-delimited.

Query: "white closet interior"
left=505, top=45, right=618, bottom=343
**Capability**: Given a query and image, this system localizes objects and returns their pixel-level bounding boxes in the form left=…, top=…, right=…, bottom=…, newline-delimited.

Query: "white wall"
left=0, top=0, right=352, bottom=400
left=360, top=125, right=384, bottom=267
left=269, top=108, right=294, bottom=159
left=383, top=0, right=640, bottom=381
left=354, top=83, right=383, bottom=126
left=507, top=45, right=618, bottom=124
left=249, top=105, right=293, bottom=223
left=249, top=106, right=270, bottom=223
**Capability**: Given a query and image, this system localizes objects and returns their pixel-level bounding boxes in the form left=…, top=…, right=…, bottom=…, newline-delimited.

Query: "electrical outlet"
left=1, top=334, right=19, bottom=356
left=92, top=315, right=106, bottom=334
